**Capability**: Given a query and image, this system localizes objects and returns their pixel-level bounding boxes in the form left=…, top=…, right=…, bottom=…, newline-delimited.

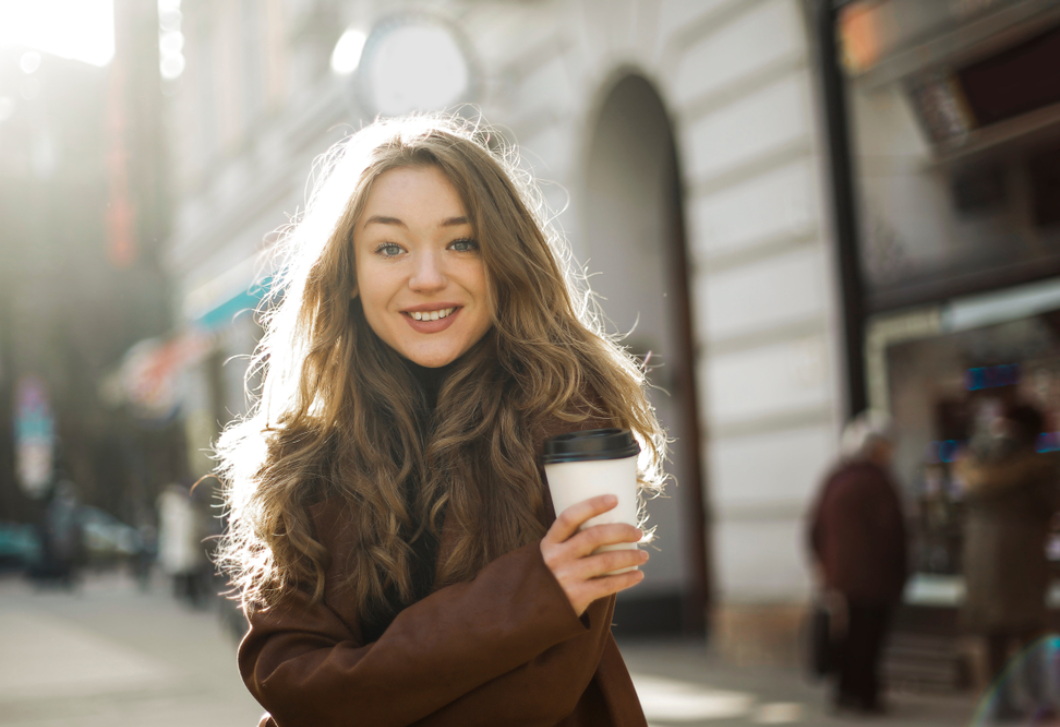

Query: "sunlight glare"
left=19, top=51, right=42, bottom=74
left=366, top=23, right=469, bottom=116
left=0, top=0, right=114, bottom=67
left=753, top=702, right=804, bottom=723
left=631, top=674, right=756, bottom=721
left=331, top=27, right=367, bottom=76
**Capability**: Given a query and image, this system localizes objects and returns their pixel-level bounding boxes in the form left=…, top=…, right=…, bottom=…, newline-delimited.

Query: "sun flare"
left=0, top=0, right=115, bottom=67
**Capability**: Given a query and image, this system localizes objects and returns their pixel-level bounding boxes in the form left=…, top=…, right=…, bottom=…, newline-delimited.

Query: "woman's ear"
left=350, top=284, right=359, bottom=300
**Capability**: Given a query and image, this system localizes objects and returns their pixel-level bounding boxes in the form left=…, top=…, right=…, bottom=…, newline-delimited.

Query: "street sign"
left=14, top=375, right=54, bottom=498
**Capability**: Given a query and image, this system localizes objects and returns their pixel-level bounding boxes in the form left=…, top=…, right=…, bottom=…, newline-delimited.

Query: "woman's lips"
left=403, top=306, right=461, bottom=333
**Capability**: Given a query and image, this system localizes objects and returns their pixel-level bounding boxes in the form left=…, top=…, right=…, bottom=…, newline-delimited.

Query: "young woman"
left=216, top=115, right=666, bottom=727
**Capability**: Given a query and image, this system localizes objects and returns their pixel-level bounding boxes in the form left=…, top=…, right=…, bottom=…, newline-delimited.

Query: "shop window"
left=950, top=164, right=1007, bottom=217
left=1030, top=145, right=1060, bottom=229
left=959, top=24, right=1060, bottom=129
left=881, top=306, right=1060, bottom=577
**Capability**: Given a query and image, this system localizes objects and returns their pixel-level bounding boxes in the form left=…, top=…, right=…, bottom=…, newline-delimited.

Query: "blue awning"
left=194, top=277, right=272, bottom=330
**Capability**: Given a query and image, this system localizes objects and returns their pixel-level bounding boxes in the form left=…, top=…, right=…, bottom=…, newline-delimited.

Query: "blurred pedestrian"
left=38, top=480, right=84, bottom=588
left=808, top=411, right=908, bottom=714
left=157, top=482, right=207, bottom=606
left=957, top=402, right=1060, bottom=721
left=133, top=519, right=157, bottom=591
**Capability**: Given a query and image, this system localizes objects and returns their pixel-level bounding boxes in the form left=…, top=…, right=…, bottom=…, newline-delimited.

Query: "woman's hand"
left=540, top=494, right=648, bottom=616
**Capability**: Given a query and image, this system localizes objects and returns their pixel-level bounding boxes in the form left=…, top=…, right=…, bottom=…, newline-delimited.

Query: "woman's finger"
left=563, top=522, right=643, bottom=558
left=566, top=547, right=649, bottom=581
left=567, top=569, right=645, bottom=614
left=543, top=494, right=618, bottom=544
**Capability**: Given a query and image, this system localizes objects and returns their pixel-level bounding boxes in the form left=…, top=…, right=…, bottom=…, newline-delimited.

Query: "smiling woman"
left=214, top=114, right=667, bottom=727
left=352, top=165, right=492, bottom=368
left=0, top=0, right=114, bottom=67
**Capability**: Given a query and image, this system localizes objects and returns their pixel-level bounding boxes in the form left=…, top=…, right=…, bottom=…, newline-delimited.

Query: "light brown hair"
left=215, top=115, right=665, bottom=616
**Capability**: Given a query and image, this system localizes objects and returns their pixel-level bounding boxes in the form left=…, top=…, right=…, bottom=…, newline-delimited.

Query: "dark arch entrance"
left=584, top=73, right=709, bottom=635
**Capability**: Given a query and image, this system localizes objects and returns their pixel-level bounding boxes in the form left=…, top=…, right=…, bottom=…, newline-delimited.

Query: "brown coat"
left=809, top=461, right=909, bottom=604
left=958, top=449, right=1059, bottom=635
left=238, top=414, right=648, bottom=727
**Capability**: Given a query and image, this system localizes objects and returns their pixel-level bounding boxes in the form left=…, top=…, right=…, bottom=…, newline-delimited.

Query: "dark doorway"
left=584, top=73, right=709, bottom=635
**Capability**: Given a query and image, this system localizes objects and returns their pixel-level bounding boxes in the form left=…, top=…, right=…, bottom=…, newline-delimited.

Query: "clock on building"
left=355, top=12, right=478, bottom=118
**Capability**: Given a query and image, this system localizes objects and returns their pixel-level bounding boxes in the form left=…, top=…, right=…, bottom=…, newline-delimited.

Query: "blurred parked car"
left=80, top=506, right=142, bottom=565
left=0, top=523, right=41, bottom=572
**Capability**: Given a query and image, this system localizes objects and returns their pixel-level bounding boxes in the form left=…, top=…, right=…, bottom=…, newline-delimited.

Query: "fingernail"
left=604, top=494, right=617, bottom=505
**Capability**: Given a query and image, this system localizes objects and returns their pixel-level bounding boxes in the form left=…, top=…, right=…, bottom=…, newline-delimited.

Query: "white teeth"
left=410, top=308, right=454, bottom=321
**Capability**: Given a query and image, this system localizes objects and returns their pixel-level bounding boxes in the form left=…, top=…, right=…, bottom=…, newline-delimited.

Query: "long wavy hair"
left=215, top=114, right=666, bottom=617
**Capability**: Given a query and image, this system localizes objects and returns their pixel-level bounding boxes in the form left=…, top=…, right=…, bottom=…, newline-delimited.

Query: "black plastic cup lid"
left=541, top=428, right=640, bottom=464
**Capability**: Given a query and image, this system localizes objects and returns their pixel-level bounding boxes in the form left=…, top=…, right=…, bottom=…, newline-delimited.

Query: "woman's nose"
left=409, top=250, right=446, bottom=292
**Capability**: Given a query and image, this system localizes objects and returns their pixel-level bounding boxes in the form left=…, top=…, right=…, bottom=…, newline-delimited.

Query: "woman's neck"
left=400, top=357, right=458, bottom=409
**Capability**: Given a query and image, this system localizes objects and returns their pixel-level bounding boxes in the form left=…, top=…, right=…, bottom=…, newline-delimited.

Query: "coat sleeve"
left=239, top=540, right=612, bottom=727
left=807, top=481, right=827, bottom=563
left=412, top=595, right=615, bottom=726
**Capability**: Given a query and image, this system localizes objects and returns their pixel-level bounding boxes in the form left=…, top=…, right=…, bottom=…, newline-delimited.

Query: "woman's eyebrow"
left=362, top=215, right=469, bottom=228
left=363, top=215, right=406, bottom=228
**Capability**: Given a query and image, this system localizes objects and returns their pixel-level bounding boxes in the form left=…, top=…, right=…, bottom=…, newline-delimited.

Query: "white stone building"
left=162, top=0, right=847, bottom=650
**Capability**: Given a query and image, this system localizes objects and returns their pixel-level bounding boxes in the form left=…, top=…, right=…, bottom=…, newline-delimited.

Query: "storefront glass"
left=841, top=1, right=1060, bottom=593
left=868, top=279, right=1060, bottom=580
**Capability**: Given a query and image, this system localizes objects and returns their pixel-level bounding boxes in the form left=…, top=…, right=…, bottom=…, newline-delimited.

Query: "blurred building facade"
left=155, top=0, right=1060, bottom=668
left=157, top=0, right=847, bottom=651
left=834, top=0, right=1060, bottom=686
left=0, top=0, right=183, bottom=533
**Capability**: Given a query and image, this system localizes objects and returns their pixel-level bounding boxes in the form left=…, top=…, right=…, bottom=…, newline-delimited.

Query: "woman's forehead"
left=359, top=166, right=468, bottom=224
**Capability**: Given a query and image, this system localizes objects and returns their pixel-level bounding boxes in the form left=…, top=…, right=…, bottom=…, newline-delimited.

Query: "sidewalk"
left=0, top=570, right=977, bottom=726
left=619, top=640, right=977, bottom=726
left=0, top=570, right=263, bottom=727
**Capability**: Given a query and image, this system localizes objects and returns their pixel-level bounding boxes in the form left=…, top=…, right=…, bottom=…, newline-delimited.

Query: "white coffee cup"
left=542, top=428, right=641, bottom=574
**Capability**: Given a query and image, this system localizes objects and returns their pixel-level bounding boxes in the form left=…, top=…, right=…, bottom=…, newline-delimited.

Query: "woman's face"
left=352, top=165, right=492, bottom=368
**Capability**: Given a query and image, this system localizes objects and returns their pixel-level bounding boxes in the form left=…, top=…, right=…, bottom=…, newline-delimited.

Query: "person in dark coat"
left=41, top=480, right=84, bottom=588
left=809, top=411, right=909, bottom=714
left=957, top=402, right=1059, bottom=720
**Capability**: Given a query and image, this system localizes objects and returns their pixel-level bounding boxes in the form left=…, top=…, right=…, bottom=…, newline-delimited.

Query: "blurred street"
left=0, top=569, right=976, bottom=727
left=4, top=1, right=1060, bottom=724
left=621, top=643, right=977, bottom=727
left=0, top=570, right=261, bottom=727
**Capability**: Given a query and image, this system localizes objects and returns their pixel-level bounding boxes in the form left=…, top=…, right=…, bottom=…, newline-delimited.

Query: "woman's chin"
left=395, top=329, right=491, bottom=368
left=401, top=348, right=460, bottom=369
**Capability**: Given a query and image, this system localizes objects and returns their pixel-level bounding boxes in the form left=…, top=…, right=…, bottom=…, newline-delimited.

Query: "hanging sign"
left=14, top=375, right=55, bottom=499
left=117, top=330, right=211, bottom=422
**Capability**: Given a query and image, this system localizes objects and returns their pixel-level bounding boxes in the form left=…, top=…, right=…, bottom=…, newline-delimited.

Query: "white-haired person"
left=808, top=411, right=908, bottom=714
left=214, top=114, right=666, bottom=726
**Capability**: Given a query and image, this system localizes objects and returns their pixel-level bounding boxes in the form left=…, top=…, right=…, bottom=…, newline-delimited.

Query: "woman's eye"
left=449, top=238, right=479, bottom=253
left=376, top=242, right=403, bottom=257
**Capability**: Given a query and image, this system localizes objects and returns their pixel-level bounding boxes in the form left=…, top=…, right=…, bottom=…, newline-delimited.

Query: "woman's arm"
left=240, top=534, right=622, bottom=727
left=411, top=594, right=618, bottom=726
left=409, top=496, right=647, bottom=725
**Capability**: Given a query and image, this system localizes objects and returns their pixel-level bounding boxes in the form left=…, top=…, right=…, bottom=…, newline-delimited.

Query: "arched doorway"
left=584, top=73, right=708, bottom=635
